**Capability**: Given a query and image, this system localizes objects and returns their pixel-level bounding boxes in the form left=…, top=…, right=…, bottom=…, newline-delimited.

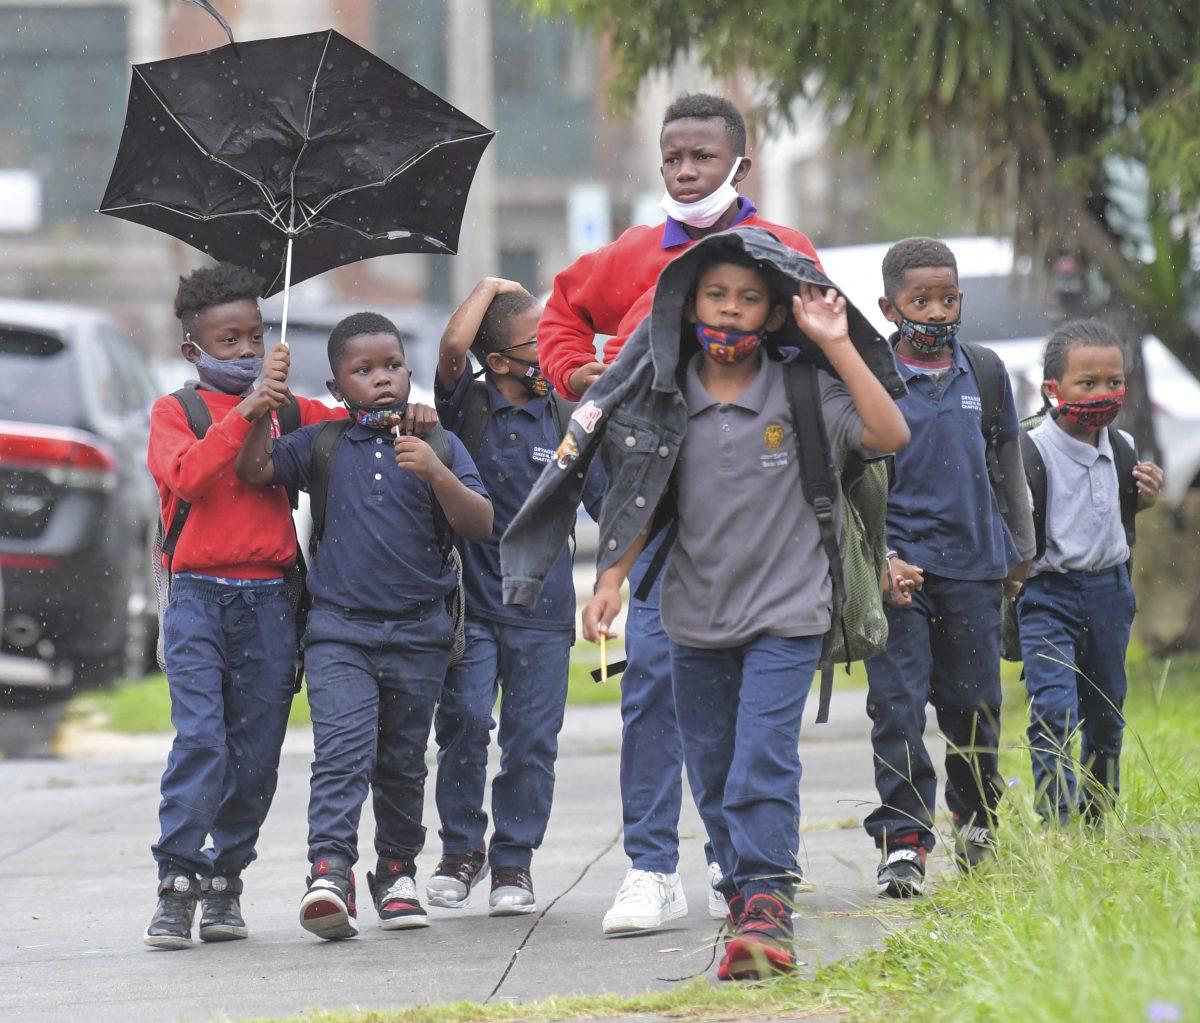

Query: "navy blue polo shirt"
left=436, top=372, right=605, bottom=631
left=886, top=339, right=1020, bottom=580
left=270, top=421, right=488, bottom=614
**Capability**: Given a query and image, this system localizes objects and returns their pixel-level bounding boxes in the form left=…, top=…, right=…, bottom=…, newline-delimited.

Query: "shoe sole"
left=426, top=862, right=490, bottom=909
left=143, top=931, right=192, bottom=950
left=876, top=877, right=924, bottom=899
left=720, top=939, right=796, bottom=981
left=299, top=891, right=359, bottom=940
left=489, top=901, right=538, bottom=917
left=198, top=924, right=248, bottom=942
left=379, top=914, right=430, bottom=930
left=602, top=897, right=688, bottom=937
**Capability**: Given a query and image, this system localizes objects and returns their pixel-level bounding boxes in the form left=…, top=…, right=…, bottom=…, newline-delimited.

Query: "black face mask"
left=487, top=338, right=551, bottom=398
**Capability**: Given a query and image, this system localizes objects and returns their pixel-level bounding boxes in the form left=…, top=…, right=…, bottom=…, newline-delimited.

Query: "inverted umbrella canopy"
left=100, top=29, right=494, bottom=297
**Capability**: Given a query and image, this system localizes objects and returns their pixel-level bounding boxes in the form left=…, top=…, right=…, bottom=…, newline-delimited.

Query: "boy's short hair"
left=881, top=237, right=958, bottom=299
left=472, top=290, right=538, bottom=361
left=1042, top=317, right=1124, bottom=380
left=173, top=262, right=264, bottom=328
left=661, top=94, right=747, bottom=156
left=327, top=311, right=405, bottom=372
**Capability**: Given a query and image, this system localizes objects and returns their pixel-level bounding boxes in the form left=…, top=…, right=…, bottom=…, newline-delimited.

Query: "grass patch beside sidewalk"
left=68, top=642, right=626, bottom=735
left=250, top=650, right=1200, bottom=1023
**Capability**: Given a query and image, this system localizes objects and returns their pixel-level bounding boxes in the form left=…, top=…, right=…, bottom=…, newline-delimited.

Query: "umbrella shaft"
left=279, top=235, right=294, bottom=348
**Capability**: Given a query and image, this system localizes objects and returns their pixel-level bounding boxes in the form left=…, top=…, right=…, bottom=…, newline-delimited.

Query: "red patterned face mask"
left=1047, top=382, right=1125, bottom=429
left=695, top=322, right=761, bottom=365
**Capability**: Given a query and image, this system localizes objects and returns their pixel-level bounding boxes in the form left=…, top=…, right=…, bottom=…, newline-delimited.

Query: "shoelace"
left=157, top=890, right=195, bottom=927
left=381, top=874, right=418, bottom=903
left=493, top=866, right=531, bottom=890
left=618, top=871, right=668, bottom=902
left=438, top=856, right=482, bottom=886
left=738, top=902, right=786, bottom=936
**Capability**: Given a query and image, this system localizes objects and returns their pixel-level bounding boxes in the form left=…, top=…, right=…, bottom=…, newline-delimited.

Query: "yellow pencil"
left=599, top=631, right=608, bottom=683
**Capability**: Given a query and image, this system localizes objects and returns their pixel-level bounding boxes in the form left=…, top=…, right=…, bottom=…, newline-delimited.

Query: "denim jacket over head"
left=500, top=226, right=907, bottom=610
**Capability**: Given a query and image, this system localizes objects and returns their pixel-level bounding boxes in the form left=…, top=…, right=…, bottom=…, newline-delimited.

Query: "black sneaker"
left=876, top=845, right=927, bottom=898
left=199, top=875, right=247, bottom=942
left=489, top=865, right=537, bottom=916
left=425, top=850, right=488, bottom=909
left=299, top=857, right=359, bottom=940
left=144, top=873, right=199, bottom=950
left=953, top=824, right=996, bottom=873
left=367, top=858, right=429, bottom=930
left=718, top=893, right=795, bottom=980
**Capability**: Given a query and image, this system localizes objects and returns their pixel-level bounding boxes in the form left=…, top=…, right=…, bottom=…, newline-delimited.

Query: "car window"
left=98, top=328, right=156, bottom=414
left=0, top=328, right=82, bottom=427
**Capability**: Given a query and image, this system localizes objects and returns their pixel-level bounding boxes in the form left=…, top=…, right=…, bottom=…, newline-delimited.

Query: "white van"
left=816, top=238, right=1200, bottom=504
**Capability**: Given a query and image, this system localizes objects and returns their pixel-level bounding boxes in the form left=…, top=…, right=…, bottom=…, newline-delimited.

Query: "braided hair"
left=1041, top=318, right=1124, bottom=409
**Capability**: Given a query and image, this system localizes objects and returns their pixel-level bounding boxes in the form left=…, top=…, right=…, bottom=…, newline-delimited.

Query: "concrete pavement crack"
left=484, top=824, right=623, bottom=1004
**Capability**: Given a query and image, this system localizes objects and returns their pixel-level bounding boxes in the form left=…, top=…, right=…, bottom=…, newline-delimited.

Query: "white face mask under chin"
left=659, top=158, right=743, bottom=229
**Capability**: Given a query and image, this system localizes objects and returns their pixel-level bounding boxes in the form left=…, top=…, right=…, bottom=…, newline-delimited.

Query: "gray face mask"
left=188, top=340, right=262, bottom=395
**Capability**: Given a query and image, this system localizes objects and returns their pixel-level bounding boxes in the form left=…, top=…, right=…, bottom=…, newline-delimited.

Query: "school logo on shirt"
left=760, top=423, right=789, bottom=469
left=532, top=445, right=554, bottom=464
left=764, top=423, right=784, bottom=452
left=961, top=394, right=982, bottom=413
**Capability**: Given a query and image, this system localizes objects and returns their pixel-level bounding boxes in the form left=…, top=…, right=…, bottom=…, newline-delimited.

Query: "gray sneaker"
left=144, top=874, right=199, bottom=950
left=426, top=851, right=488, bottom=909
left=489, top=866, right=536, bottom=916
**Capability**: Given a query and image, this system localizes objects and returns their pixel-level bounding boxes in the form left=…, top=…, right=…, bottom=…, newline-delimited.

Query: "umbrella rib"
left=284, top=30, right=334, bottom=238
left=99, top=200, right=289, bottom=234
left=307, top=130, right=495, bottom=218
left=130, top=64, right=281, bottom=213
left=312, top=213, right=456, bottom=253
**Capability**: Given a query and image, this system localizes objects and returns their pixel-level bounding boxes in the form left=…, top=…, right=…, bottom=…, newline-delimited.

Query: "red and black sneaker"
left=300, top=858, right=358, bottom=940
left=367, top=858, right=430, bottom=930
left=877, top=834, right=929, bottom=898
left=718, top=893, right=796, bottom=981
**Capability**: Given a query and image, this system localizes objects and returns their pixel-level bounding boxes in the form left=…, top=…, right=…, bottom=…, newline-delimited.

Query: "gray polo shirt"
left=1028, top=417, right=1133, bottom=577
left=660, top=353, right=868, bottom=649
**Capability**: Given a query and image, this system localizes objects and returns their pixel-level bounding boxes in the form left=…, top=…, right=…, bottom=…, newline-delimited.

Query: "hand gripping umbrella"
left=100, top=27, right=494, bottom=344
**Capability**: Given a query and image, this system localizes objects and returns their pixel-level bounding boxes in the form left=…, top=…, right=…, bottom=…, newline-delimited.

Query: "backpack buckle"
left=812, top=494, right=835, bottom=523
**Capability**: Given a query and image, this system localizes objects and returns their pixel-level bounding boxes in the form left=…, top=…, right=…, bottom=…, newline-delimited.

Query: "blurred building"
left=0, top=0, right=855, bottom=353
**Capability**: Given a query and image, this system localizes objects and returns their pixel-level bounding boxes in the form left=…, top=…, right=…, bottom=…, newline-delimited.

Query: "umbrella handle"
left=279, top=235, right=294, bottom=349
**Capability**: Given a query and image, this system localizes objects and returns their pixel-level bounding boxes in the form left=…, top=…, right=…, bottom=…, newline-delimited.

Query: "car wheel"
left=122, top=532, right=156, bottom=681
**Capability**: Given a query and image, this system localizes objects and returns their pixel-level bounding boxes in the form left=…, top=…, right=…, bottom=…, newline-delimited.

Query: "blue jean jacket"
left=499, top=226, right=906, bottom=610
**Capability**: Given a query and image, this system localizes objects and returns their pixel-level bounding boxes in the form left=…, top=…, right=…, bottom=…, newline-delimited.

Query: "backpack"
left=623, top=360, right=891, bottom=724
left=959, top=342, right=1011, bottom=510
left=1000, top=412, right=1139, bottom=661
left=152, top=384, right=303, bottom=673
left=305, top=419, right=467, bottom=667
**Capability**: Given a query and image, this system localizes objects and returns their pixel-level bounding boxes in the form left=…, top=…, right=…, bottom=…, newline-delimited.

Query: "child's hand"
left=882, top=556, right=924, bottom=606
left=792, top=283, right=852, bottom=353
left=403, top=402, right=439, bottom=437
left=262, top=343, right=290, bottom=386
left=1003, top=560, right=1031, bottom=601
left=484, top=277, right=526, bottom=296
left=1134, top=461, right=1163, bottom=507
left=582, top=585, right=622, bottom=643
left=394, top=434, right=441, bottom=482
left=238, top=379, right=290, bottom=422
left=568, top=361, right=606, bottom=397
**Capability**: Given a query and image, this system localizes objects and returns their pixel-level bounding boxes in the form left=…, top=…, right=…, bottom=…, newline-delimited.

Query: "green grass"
left=244, top=648, right=1200, bottom=1023
left=69, top=639, right=627, bottom=735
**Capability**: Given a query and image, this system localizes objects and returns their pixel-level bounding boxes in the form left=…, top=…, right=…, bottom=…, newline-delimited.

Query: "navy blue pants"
left=1017, top=566, right=1134, bottom=823
left=154, top=575, right=297, bottom=880
left=620, top=531, right=693, bottom=873
left=303, top=602, right=453, bottom=866
left=864, top=574, right=1005, bottom=851
left=434, top=616, right=572, bottom=869
left=671, top=634, right=820, bottom=901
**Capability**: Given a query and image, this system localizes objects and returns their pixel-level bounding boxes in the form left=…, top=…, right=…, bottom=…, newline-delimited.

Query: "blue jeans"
left=303, top=602, right=453, bottom=866
left=434, top=617, right=572, bottom=869
left=620, top=531, right=692, bottom=873
left=1017, top=566, right=1134, bottom=823
left=670, top=634, right=821, bottom=901
left=864, top=574, right=1005, bottom=851
left=153, top=575, right=297, bottom=880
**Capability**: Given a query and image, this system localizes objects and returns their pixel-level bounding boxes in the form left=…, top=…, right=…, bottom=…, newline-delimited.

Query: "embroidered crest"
left=572, top=400, right=603, bottom=434
left=764, top=423, right=785, bottom=453
left=554, top=433, right=580, bottom=470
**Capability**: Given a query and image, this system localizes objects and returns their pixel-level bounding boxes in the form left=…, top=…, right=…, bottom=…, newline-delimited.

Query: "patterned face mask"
left=695, top=321, right=762, bottom=365
left=1047, top=382, right=1126, bottom=429
left=347, top=399, right=409, bottom=431
left=897, top=316, right=959, bottom=355
left=496, top=339, right=551, bottom=398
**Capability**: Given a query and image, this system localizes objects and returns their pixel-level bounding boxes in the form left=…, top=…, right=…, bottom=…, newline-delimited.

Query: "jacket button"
left=607, top=538, right=617, bottom=550
left=657, top=445, right=670, bottom=457
left=635, top=496, right=646, bottom=507
left=509, top=433, right=518, bottom=441
left=624, top=435, right=636, bottom=447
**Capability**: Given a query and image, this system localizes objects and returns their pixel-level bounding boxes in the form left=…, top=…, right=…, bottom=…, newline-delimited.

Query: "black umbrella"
left=100, top=26, right=494, bottom=340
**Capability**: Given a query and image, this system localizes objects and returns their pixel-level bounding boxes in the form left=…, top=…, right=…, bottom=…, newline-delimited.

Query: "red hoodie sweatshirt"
left=147, top=389, right=343, bottom=579
left=539, top=214, right=821, bottom=398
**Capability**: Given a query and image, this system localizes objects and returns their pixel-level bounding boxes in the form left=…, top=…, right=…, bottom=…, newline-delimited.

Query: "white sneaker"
left=601, top=868, right=688, bottom=936
left=707, top=861, right=729, bottom=920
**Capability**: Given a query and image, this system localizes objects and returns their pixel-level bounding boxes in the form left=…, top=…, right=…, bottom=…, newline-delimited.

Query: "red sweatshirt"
left=539, top=214, right=822, bottom=398
left=147, top=389, right=343, bottom=579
